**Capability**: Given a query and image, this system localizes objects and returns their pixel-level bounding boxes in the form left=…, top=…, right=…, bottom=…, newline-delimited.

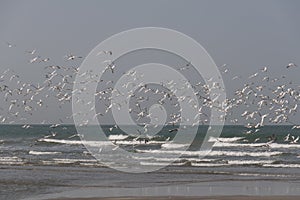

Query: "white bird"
left=97, top=50, right=112, bottom=56
left=286, top=63, right=297, bottom=68
left=22, top=124, right=31, bottom=129
left=292, top=125, right=300, bottom=129
left=262, top=76, right=269, bottom=82
left=290, top=136, right=299, bottom=144
left=44, top=131, right=57, bottom=138
left=9, top=74, right=19, bottom=82
left=248, top=73, right=258, bottom=79
left=30, top=56, right=40, bottom=63
left=102, top=61, right=115, bottom=73
left=65, top=54, right=82, bottom=61
left=261, top=66, right=268, bottom=72
left=50, top=124, right=60, bottom=128
left=40, top=58, right=50, bottom=62
left=6, top=42, right=16, bottom=48
left=26, top=49, right=36, bottom=55
left=284, top=134, right=290, bottom=142
left=232, top=76, right=240, bottom=80
left=289, top=104, right=297, bottom=114
left=68, top=134, right=79, bottom=139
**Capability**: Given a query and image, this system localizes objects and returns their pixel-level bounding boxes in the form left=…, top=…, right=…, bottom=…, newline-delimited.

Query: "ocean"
left=1, top=125, right=300, bottom=199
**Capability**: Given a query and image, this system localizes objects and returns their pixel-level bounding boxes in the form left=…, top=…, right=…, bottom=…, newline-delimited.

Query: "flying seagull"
left=286, top=63, right=297, bottom=68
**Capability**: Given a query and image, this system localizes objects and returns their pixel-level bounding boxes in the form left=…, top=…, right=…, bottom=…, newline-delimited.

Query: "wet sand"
left=54, top=196, right=300, bottom=200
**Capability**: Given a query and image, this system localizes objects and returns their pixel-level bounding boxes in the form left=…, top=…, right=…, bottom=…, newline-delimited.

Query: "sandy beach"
left=53, top=196, right=300, bottom=200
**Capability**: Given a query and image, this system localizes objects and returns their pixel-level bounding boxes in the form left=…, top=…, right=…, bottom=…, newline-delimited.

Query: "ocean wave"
left=213, top=141, right=300, bottom=149
left=52, top=158, right=97, bottom=164
left=0, top=156, right=24, bottom=165
left=209, top=136, right=245, bottom=143
left=161, top=143, right=189, bottom=149
left=108, top=134, right=129, bottom=141
left=116, top=140, right=165, bottom=145
left=227, top=160, right=274, bottom=165
left=213, top=142, right=268, bottom=148
left=269, top=143, right=300, bottom=149
left=209, top=150, right=282, bottom=157
left=38, top=138, right=111, bottom=146
left=140, top=161, right=190, bottom=166
left=263, top=164, right=300, bottom=168
left=140, top=159, right=275, bottom=167
left=191, top=163, right=228, bottom=167
left=191, top=160, right=275, bottom=167
left=132, top=156, right=217, bottom=163
left=136, top=149, right=282, bottom=157
left=29, top=151, right=61, bottom=155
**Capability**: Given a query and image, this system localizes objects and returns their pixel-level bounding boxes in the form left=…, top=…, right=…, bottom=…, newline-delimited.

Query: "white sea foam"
left=263, top=164, right=300, bottom=168
left=0, top=156, right=22, bottom=161
left=79, top=162, right=105, bottom=167
left=191, top=160, right=274, bottom=167
left=161, top=143, right=189, bottom=149
left=208, top=150, right=282, bottom=157
left=227, top=160, right=274, bottom=165
left=108, top=134, right=129, bottom=141
left=191, top=163, right=227, bottom=167
left=39, top=138, right=165, bottom=148
left=52, top=158, right=97, bottom=164
left=140, top=161, right=188, bottom=166
left=39, top=138, right=299, bottom=151
left=0, top=156, right=24, bottom=165
left=196, top=160, right=273, bottom=167
left=269, top=143, right=300, bottom=149
left=237, top=173, right=290, bottom=178
left=213, top=141, right=300, bottom=149
left=116, top=140, right=165, bottom=145
left=29, top=151, right=62, bottom=155
left=156, top=157, right=218, bottom=163
left=213, top=142, right=268, bottom=148
left=136, top=149, right=282, bottom=157
left=38, top=138, right=111, bottom=146
left=132, top=155, right=218, bottom=163
left=136, top=149, right=199, bottom=156
left=209, top=137, right=245, bottom=143
left=41, top=160, right=99, bottom=166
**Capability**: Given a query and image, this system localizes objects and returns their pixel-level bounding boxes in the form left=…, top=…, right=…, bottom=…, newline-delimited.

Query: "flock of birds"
left=0, top=41, right=299, bottom=144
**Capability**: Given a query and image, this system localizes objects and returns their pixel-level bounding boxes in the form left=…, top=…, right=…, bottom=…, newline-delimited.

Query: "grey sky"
left=0, top=0, right=300, bottom=124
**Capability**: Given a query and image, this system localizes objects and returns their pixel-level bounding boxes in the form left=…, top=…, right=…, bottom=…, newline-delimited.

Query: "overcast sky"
left=0, top=0, right=300, bottom=124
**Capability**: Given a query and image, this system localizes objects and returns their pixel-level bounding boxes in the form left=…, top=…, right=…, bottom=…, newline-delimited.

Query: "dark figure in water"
left=169, top=128, right=178, bottom=133
left=267, top=134, right=277, bottom=143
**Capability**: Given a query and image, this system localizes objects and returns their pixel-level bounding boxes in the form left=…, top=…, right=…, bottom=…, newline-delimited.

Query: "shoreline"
left=52, top=196, right=300, bottom=200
